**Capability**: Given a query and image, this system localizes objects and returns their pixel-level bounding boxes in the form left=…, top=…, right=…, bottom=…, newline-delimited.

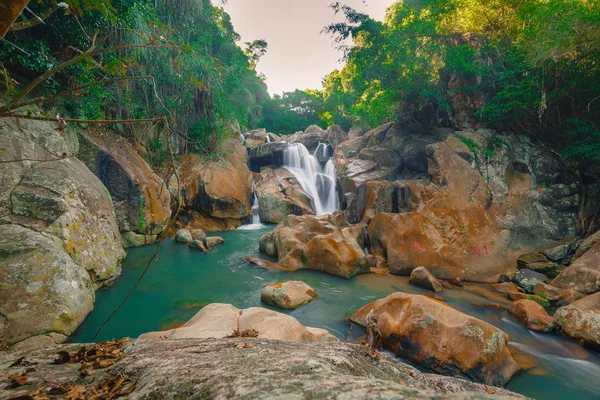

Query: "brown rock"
left=494, top=282, right=520, bottom=294
left=255, top=168, right=314, bottom=224
left=555, top=292, right=600, bottom=347
left=552, top=240, right=600, bottom=294
left=349, top=293, right=520, bottom=386
left=533, top=282, right=575, bottom=304
left=508, top=300, right=556, bottom=332
left=259, top=215, right=369, bottom=279
left=204, top=236, right=224, bottom=248
left=261, top=281, right=318, bottom=309
left=409, top=267, right=443, bottom=292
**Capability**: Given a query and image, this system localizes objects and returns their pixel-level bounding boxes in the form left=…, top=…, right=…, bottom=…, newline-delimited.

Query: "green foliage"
left=563, top=119, right=600, bottom=163
left=262, top=90, right=325, bottom=134
left=0, top=0, right=268, bottom=155
left=456, top=134, right=480, bottom=162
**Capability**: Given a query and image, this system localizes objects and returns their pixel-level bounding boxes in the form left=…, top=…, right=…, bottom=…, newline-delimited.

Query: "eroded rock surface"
left=555, top=292, right=600, bottom=347
left=259, top=214, right=371, bottom=278
left=261, top=281, right=318, bottom=309
left=0, top=339, right=524, bottom=399
left=350, top=292, right=520, bottom=386
left=0, top=118, right=125, bottom=349
left=255, top=168, right=315, bottom=223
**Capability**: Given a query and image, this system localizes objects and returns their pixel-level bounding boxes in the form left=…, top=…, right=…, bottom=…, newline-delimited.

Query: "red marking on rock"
left=414, top=241, right=427, bottom=252
left=484, top=244, right=489, bottom=255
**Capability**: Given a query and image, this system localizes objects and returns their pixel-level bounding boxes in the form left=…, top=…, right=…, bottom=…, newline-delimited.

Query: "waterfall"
left=266, top=135, right=271, bottom=143
left=238, top=181, right=264, bottom=230
left=240, top=133, right=245, bottom=143
left=283, top=143, right=339, bottom=215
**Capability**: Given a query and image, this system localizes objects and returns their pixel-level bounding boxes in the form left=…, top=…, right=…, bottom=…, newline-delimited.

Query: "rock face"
left=177, top=139, right=253, bottom=231
left=366, top=130, right=578, bottom=283
left=349, top=293, right=520, bottom=386
left=0, top=118, right=125, bottom=350
left=259, top=214, right=371, bottom=279
left=552, top=240, right=600, bottom=294
left=242, top=128, right=280, bottom=150
left=77, top=128, right=171, bottom=246
left=508, top=300, right=556, bottom=332
left=555, top=292, right=600, bottom=347
left=255, top=168, right=315, bottom=223
left=139, top=303, right=336, bottom=343
left=248, top=142, right=289, bottom=172
left=409, top=267, right=444, bottom=292
left=0, top=340, right=523, bottom=400
left=261, top=281, right=318, bottom=309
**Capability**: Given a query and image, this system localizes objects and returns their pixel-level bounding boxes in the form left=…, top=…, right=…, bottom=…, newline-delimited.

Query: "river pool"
left=71, top=225, right=600, bottom=400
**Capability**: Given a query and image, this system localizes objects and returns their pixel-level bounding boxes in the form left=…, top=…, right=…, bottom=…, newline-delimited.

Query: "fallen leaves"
left=8, top=372, right=28, bottom=388
left=226, top=328, right=259, bottom=338
left=234, top=343, right=254, bottom=349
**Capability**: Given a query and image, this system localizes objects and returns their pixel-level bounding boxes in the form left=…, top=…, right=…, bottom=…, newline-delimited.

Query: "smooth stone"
left=175, top=229, right=193, bottom=243
left=409, top=267, right=443, bottom=292
left=261, top=281, right=318, bottom=309
left=508, top=300, right=556, bottom=333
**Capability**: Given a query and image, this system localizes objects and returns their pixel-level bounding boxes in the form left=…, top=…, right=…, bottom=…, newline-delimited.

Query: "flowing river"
left=71, top=226, right=600, bottom=400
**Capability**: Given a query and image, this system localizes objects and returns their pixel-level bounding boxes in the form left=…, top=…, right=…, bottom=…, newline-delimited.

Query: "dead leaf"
left=8, top=372, right=28, bottom=387
left=65, top=385, right=86, bottom=400
left=235, top=343, right=254, bottom=349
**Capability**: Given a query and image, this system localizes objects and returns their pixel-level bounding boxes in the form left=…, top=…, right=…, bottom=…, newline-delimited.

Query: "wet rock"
left=259, top=214, right=370, bottom=279
left=498, top=275, right=512, bottom=283
left=248, top=142, right=289, bottom=172
left=176, top=209, right=242, bottom=233
left=508, top=300, right=556, bottom=332
left=204, top=236, right=224, bottom=248
left=349, top=292, right=520, bottom=386
left=77, top=129, right=171, bottom=244
left=552, top=240, right=600, bottom=294
left=175, top=229, right=193, bottom=243
left=506, top=291, right=548, bottom=306
left=513, top=269, right=549, bottom=291
left=573, top=230, right=600, bottom=261
left=409, top=267, right=443, bottom=292
left=260, top=281, right=318, bottom=309
left=189, top=240, right=208, bottom=252
left=494, top=282, right=521, bottom=294
left=255, top=168, right=314, bottom=223
left=533, top=282, right=576, bottom=304
left=0, top=339, right=524, bottom=400
left=139, top=303, right=336, bottom=343
left=449, top=277, right=464, bottom=287
left=286, top=125, right=327, bottom=152
left=517, top=252, right=562, bottom=277
left=555, top=292, right=600, bottom=347
left=190, top=228, right=206, bottom=241
left=542, top=239, right=576, bottom=262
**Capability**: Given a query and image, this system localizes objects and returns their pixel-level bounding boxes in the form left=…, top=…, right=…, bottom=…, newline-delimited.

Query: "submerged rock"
left=139, top=303, right=336, bottom=343
left=259, top=214, right=370, bottom=278
left=0, top=339, right=524, bottom=400
left=261, top=281, right=318, bottom=309
left=409, top=267, right=444, bottom=292
left=555, top=292, right=600, bottom=347
left=349, top=292, right=520, bottom=386
left=508, top=300, right=556, bottom=333
left=204, top=236, right=224, bottom=248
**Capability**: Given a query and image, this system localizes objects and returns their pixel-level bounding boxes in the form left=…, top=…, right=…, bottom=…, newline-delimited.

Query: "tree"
left=244, top=39, right=268, bottom=69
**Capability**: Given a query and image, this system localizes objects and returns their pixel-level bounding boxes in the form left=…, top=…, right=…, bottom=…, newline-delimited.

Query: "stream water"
left=71, top=226, right=600, bottom=400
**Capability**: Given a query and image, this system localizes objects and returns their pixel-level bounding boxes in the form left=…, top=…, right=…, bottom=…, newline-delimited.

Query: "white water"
left=266, top=135, right=271, bottom=143
left=238, top=183, right=264, bottom=230
left=283, top=142, right=339, bottom=215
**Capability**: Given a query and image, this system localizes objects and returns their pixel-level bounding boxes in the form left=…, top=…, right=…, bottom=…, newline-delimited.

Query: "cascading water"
left=238, top=181, right=264, bottom=230
left=283, top=142, right=339, bottom=215
left=266, top=135, right=271, bottom=143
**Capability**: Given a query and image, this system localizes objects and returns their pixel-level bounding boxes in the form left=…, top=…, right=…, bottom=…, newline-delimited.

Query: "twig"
left=2, top=114, right=162, bottom=124
left=91, top=240, right=163, bottom=342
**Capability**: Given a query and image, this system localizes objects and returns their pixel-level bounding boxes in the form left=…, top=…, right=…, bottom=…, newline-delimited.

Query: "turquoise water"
left=71, top=225, right=600, bottom=400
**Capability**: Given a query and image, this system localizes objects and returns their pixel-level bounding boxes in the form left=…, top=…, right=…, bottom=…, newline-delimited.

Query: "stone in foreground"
left=0, top=339, right=524, bottom=399
left=409, top=266, right=444, bottom=292
left=555, top=292, right=600, bottom=347
left=349, top=292, right=520, bottom=386
left=139, top=303, right=336, bottom=343
left=261, top=281, right=318, bottom=309
left=175, top=228, right=193, bottom=243
left=508, top=299, right=556, bottom=333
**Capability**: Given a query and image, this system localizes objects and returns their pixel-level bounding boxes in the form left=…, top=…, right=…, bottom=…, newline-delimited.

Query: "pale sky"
left=219, top=0, right=396, bottom=95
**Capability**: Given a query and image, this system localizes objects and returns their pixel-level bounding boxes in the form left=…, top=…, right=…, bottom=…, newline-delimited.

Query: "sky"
left=218, top=0, right=396, bottom=96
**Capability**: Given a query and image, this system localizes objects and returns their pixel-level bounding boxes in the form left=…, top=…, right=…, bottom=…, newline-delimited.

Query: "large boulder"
left=248, top=142, right=289, bottom=172
left=259, top=214, right=371, bottom=278
left=367, top=130, right=578, bottom=282
left=285, top=125, right=328, bottom=152
left=555, top=292, right=600, bottom=347
left=0, top=117, right=125, bottom=350
left=409, top=266, right=444, bottom=292
left=261, top=281, right=318, bottom=309
left=77, top=128, right=171, bottom=246
left=349, top=293, right=520, bottom=386
left=139, top=303, right=336, bottom=343
left=177, top=139, right=253, bottom=230
left=0, top=339, right=523, bottom=400
left=255, top=168, right=315, bottom=223
left=552, top=240, right=600, bottom=294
